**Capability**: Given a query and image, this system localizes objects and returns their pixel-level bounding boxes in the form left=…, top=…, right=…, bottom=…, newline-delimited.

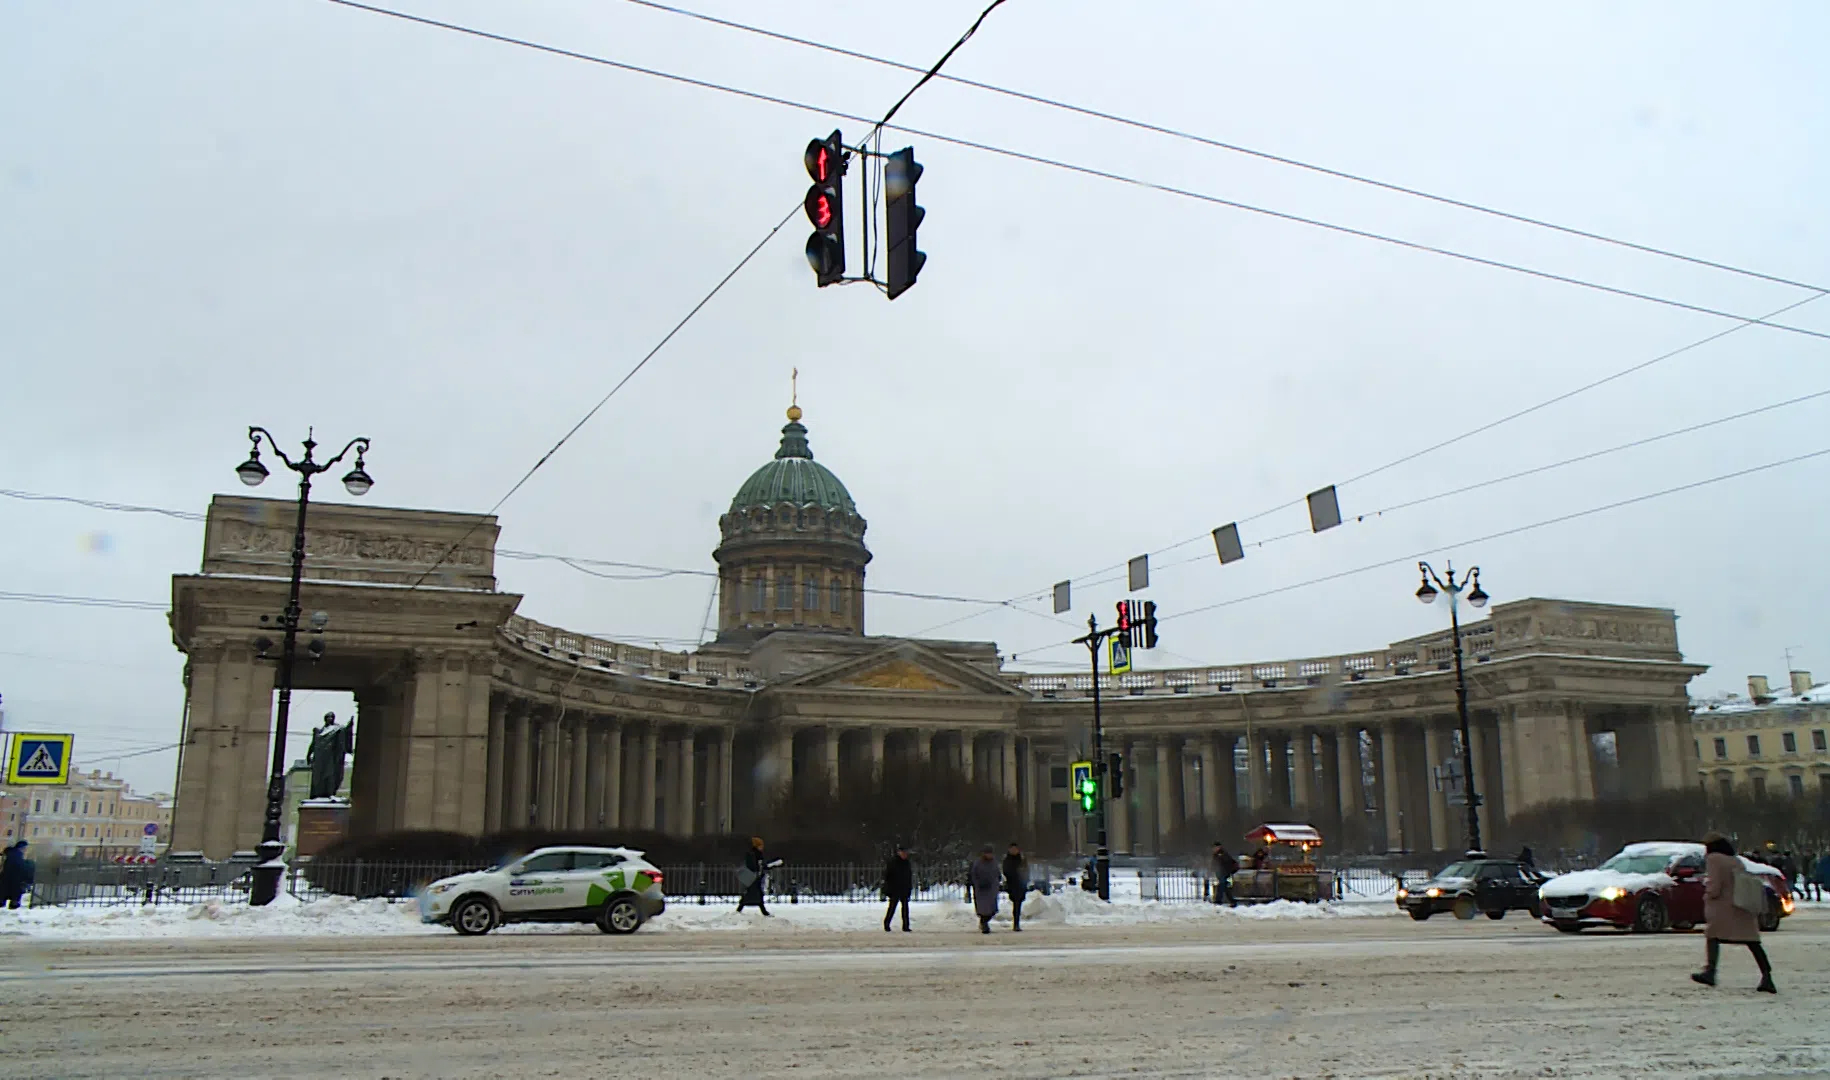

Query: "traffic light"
left=883, top=146, right=925, bottom=299
left=1140, top=600, right=1159, bottom=650
left=1117, top=600, right=1159, bottom=649
left=1108, top=753, right=1124, bottom=798
left=1115, top=600, right=1131, bottom=636
left=804, top=130, right=846, bottom=287
left=1071, top=760, right=1096, bottom=813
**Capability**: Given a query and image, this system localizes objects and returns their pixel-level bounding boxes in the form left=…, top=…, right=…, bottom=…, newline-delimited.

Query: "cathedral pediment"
left=834, top=659, right=963, bottom=692
left=774, top=640, right=1027, bottom=698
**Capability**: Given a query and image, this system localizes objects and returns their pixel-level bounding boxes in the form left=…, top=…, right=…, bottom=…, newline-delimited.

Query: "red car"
left=1537, top=841, right=1794, bottom=934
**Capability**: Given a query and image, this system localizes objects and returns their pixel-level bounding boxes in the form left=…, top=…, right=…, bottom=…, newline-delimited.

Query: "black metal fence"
left=18, top=853, right=1601, bottom=909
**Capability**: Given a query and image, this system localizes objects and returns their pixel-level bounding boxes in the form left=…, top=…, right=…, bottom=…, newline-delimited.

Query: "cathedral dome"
left=727, top=409, right=858, bottom=518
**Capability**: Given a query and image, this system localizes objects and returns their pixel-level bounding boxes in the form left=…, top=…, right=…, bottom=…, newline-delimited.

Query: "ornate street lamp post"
left=1415, top=561, right=1489, bottom=856
left=235, top=427, right=372, bottom=906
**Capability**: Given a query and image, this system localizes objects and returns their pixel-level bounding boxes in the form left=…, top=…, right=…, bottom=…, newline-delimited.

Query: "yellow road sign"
left=5, top=732, right=74, bottom=784
left=1109, top=635, right=1132, bottom=675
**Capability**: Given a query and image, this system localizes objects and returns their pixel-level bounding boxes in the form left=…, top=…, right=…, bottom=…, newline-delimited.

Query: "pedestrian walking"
left=1691, top=833, right=1776, bottom=994
left=882, top=842, right=914, bottom=932
left=969, top=847, right=1001, bottom=934
left=1002, top=843, right=1029, bottom=932
left=1517, top=845, right=1536, bottom=871
left=736, top=836, right=778, bottom=917
left=1813, top=851, right=1830, bottom=903
left=1, top=840, right=30, bottom=910
left=1211, top=842, right=1239, bottom=907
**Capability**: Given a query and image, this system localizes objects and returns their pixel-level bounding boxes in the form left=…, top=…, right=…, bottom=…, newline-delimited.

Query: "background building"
left=1692, top=671, right=1830, bottom=800
left=9, top=769, right=172, bottom=858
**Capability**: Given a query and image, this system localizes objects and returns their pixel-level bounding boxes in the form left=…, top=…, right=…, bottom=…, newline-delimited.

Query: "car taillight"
left=648, top=871, right=663, bottom=885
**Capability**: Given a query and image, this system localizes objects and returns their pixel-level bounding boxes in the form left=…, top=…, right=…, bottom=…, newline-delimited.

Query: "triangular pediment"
left=776, top=640, right=1026, bottom=697
left=835, top=658, right=963, bottom=691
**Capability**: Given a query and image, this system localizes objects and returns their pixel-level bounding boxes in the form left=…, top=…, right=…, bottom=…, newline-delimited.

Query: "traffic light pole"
left=1075, top=614, right=1116, bottom=903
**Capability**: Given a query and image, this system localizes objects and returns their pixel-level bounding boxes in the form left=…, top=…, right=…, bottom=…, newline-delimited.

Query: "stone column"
left=1109, top=737, right=1130, bottom=852
left=716, top=727, right=735, bottom=834
left=1291, top=731, right=1315, bottom=811
left=1567, top=707, right=1595, bottom=802
left=1380, top=724, right=1403, bottom=851
left=1467, top=719, right=1490, bottom=841
left=679, top=731, right=698, bottom=836
left=1001, top=733, right=1018, bottom=800
left=1245, top=729, right=1269, bottom=810
left=537, top=710, right=561, bottom=830
left=1156, top=737, right=1177, bottom=845
left=1208, top=733, right=1236, bottom=823
left=506, top=702, right=531, bottom=831
left=1317, top=729, right=1342, bottom=824
left=583, top=722, right=604, bottom=829
left=1423, top=722, right=1451, bottom=852
left=484, top=694, right=507, bottom=835
left=347, top=684, right=391, bottom=839
left=822, top=727, right=840, bottom=794
left=868, top=727, right=886, bottom=780
left=1269, top=735, right=1292, bottom=808
left=916, top=729, right=932, bottom=764
left=170, top=644, right=280, bottom=859
left=638, top=725, right=659, bottom=830
left=1336, top=727, right=1364, bottom=826
left=600, top=719, right=623, bottom=829
left=568, top=719, right=590, bottom=829
left=960, top=732, right=975, bottom=782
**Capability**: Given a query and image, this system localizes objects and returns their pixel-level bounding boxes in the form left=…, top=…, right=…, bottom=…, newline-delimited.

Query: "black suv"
left=1398, top=858, right=1547, bottom=921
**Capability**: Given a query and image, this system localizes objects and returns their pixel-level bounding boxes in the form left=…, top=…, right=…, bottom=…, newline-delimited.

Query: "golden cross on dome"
left=787, top=367, right=802, bottom=421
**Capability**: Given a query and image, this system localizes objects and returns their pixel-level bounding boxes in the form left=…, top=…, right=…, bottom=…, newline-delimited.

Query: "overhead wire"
left=908, top=289, right=1830, bottom=637
left=315, top=0, right=1013, bottom=593
left=318, top=3, right=1830, bottom=342
left=618, top=0, right=1827, bottom=296
left=1000, top=443, right=1830, bottom=659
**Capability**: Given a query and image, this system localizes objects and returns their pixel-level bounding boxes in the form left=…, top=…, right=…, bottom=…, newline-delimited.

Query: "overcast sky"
left=3, top=1, right=1827, bottom=794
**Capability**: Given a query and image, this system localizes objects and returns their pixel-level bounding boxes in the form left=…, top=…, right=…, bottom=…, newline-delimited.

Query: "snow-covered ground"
left=0, top=888, right=1397, bottom=940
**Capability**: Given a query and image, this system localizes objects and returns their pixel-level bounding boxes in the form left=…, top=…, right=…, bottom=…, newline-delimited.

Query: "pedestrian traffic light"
left=1108, top=753, right=1124, bottom=798
left=804, top=130, right=846, bottom=287
left=1116, top=600, right=1159, bottom=649
left=1071, top=760, right=1096, bottom=813
left=1140, top=600, right=1159, bottom=650
left=1115, top=600, right=1130, bottom=636
left=883, top=146, right=925, bottom=299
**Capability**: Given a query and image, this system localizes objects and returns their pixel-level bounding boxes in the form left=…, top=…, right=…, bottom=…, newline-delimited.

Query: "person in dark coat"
left=1, top=841, right=31, bottom=909
left=736, top=836, right=775, bottom=917
left=1211, top=842, right=1239, bottom=906
left=968, top=847, right=1001, bottom=934
left=1517, top=846, right=1536, bottom=870
left=882, top=843, right=914, bottom=932
left=1692, top=834, right=1775, bottom=994
left=1001, top=843, right=1029, bottom=932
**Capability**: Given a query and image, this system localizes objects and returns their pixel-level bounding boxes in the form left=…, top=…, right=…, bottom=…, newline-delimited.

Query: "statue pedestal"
left=296, top=799, right=350, bottom=858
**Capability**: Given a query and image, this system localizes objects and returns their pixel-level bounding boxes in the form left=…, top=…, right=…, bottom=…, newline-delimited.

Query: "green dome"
left=729, top=417, right=857, bottom=516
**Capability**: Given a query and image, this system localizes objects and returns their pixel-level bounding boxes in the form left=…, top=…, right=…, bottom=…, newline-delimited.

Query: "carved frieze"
left=214, top=519, right=489, bottom=568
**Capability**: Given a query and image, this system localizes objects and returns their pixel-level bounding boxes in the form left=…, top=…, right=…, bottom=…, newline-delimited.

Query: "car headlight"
left=1597, top=887, right=1626, bottom=902
left=1781, top=896, right=1795, bottom=914
left=428, top=882, right=457, bottom=895
left=1425, top=887, right=1441, bottom=898
left=1396, top=888, right=1408, bottom=899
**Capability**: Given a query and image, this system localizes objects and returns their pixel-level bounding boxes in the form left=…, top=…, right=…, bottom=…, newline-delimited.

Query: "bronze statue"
left=306, top=712, right=353, bottom=800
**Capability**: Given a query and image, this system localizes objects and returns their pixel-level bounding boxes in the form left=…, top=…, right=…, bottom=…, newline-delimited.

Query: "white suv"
left=419, top=846, right=666, bottom=936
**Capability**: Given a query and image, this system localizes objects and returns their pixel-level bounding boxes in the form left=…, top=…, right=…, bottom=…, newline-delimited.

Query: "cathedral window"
left=829, top=579, right=843, bottom=614
left=751, top=577, right=766, bottom=613
left=803, top=579, right=818, bottom=611
left=775, top=573, right=792, bottom=610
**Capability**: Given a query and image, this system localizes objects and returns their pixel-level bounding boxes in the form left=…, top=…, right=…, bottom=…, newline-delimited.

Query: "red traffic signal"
left=803, top=130, right=846, bottom=287
left=1115, top=600, right=1131, bottom=632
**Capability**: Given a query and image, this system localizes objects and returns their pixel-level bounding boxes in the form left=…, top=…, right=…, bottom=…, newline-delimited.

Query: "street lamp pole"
left=1415, top=561, right=1488, bottom=856
left=235, top=427, right=372, bottom=906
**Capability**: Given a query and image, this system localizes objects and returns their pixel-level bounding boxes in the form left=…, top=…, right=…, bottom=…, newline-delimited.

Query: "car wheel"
left=1555, top=923, right=1583, bottom=934
left=1486, top=909, right=1506, bottom=921
left=599, top=896, right=643, bottom=935
left=1409, top=909, right=1431, bottom=921
left=1632, top=895, right=1669, bottom=934
left=452, top=896, right=497, bottom=936
left=1758, top=899, right=1781, bottom=934
left=1452, top=895, right=1478, bottom=921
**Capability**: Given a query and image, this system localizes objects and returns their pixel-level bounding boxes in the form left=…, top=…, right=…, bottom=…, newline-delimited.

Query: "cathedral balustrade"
left=503, top=615, right=758, bottom=687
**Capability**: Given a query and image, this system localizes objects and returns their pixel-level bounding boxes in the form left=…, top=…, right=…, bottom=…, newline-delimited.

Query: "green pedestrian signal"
left=1071, top=759, right=1096, bottom=813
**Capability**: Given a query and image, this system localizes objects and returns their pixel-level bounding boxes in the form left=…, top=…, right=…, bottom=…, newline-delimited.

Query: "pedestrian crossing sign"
left=5, top=732, right=73, bottom=785
left=1109, top=635, right=1132, bottom=676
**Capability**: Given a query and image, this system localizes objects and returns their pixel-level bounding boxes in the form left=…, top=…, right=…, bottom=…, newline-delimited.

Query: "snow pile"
left=4, top=889, right=1397, bottom=940
left=0, top=894, right=432, bottom=939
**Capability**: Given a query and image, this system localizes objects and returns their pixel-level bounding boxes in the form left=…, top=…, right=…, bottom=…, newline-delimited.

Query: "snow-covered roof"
left=1247, top=823, right=1323, bottom=844
left=1696, top=680, right=1829, bottom=714
left=1619, top=841, right=1702, bottom=858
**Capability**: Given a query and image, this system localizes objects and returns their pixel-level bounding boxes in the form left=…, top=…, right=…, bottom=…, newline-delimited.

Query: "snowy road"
left=3, top=910, right=1824, bottom=1079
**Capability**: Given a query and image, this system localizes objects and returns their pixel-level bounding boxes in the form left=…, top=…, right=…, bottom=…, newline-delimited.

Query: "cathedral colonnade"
left=168, top=413, right=1706, bottom=859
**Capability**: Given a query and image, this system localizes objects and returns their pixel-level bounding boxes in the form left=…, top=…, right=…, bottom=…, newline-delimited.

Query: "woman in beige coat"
left=1691, top=834, right=1776, bottom=993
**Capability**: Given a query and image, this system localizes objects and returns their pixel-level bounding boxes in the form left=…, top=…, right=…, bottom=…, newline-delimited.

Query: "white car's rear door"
left=501, top=852, right=575, bottom=914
